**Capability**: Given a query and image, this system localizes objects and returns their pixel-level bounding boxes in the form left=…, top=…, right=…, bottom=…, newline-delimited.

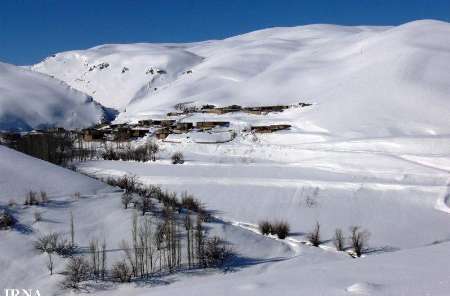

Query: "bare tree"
left=195, top=215, right=205, bottom=267
left=350, top=226, right=370, bottom=257
left=47, top=252, right=54, bottom=275
left=333, top=228, right=345, bottom=251
left=24, top=191, right=39, bottom=206
left=101, top=240, right=107, bottom=280
left=307, top=222, right=321, bottom=247
left=40, top=191, right=49, bottom=204
left=119, top=240, right=136, bottom=278
left=184, top=213, right=193, bottom=268
left=89, top=239, right=100, bottom=278
left=121, top=191, right=133, bottom=209
left=139, top=193, right=153, bottom=216
left=34, top=232, right=59, bottom=253
left=132, top=213, right=139, bottom=277
left=70, top=211, right=75, bottom=247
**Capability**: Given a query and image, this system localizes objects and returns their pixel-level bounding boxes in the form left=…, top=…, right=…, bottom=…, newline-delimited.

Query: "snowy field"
left=75, top=124, right=450, bottom=295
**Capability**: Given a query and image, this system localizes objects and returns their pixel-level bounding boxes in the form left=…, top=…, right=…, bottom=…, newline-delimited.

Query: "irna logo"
left=4, top=289, right=41, bottom=296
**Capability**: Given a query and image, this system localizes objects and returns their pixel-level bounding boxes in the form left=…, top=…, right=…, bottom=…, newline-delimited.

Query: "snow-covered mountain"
left=33, top=20, right=450, bottom=138
left=0, top=61, right=108, bottom=132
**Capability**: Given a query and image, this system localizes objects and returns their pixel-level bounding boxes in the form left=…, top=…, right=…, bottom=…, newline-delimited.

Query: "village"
left=0, top=102, right=312, bottom=148
left=81, top=102, right=311, bottom=142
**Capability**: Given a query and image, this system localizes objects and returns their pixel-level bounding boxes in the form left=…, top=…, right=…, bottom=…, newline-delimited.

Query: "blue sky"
left=1, top=0, right=449, bottom=65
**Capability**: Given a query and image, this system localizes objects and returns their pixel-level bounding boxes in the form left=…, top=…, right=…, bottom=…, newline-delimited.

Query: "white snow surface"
left=34, top=20, right=450, bottom=138
left=0, top=145, right=108, bottom=200
left=0, top=61, right=105, bottom=132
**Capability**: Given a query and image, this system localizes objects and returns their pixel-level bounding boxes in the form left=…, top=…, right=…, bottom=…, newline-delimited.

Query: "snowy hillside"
left=0, top=145, right=108, bottom=200
left=34, top=20, right=450, bottom=138
left=0, top=62, right=107, bottom=132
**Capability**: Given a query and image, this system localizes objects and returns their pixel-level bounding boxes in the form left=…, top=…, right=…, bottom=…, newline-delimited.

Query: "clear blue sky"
left=1, top=0, right=449, bottom=65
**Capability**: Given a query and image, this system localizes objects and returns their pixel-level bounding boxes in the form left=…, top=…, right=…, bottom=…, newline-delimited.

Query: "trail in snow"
left=230, top=221, right=347, bottom=257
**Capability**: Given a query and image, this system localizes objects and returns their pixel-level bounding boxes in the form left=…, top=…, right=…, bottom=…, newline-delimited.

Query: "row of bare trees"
left=34, top=174, right=232, bottom=289
left=61, top=210, right=231, bottom=288
left=102, top=141, right=159, bottom=162
left=308, top=222, right=370, bottom=257
left=258, top=219, right=370, bottom=257
left=5, top=131, right=98, bottom=166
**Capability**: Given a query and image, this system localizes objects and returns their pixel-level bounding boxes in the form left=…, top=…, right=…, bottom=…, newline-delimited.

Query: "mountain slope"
left=0, top=61, right=106, bottom=132
left=33, top=20, right=450, bottom=138
left=0, top=145, right=108, bottom=200
left=32, top=44, right=204, bottom=109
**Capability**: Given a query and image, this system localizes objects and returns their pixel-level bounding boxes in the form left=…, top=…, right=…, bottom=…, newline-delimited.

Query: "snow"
left=0, top=145, right=108, bottom=201
left=34, top=20, right=450, bottom=139
left=0, top=62, right=106, bottom=132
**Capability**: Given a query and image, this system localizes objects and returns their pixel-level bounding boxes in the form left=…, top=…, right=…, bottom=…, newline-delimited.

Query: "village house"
left=130, top=128, right=149, bottom=138
left=243, top=105, right=289, bottom=115
left=175, top=122, right=194, bottom=132
left=160, top=119, right=176, bottom=127
left=154, top=128, right=171, bottom=139
left=138, top=120, right=153, bottom=127
left=251, top=124, right=291, bottom=133
left=46, top=127, right=67, bottom=134
left=166, top=112, right=185, bottom=117
left=83, top=128, right=105, bottom=141
left=196, top=121, right=230, bottom=129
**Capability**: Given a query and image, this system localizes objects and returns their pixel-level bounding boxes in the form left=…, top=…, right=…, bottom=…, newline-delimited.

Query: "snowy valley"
left=1, top=19, right=450, bottom=296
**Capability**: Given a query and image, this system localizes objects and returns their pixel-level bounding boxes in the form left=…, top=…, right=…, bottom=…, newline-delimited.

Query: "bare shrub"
left=258, top=220, right=272, bottom=235
left=180, top=192, right=202, bottom=212
left=102, top=141, right=159, bottom=162
left=111, top=261, right=132, bottom=282
left=258, top=220, right=290, bottom=239
left=171, top=152, right=184, bottom=164
left=204, top=236, right=233, bottom=267
left=56, top=238, right=75, bottom=257
left=350, top=226, right=370, bottom=257
left=333, top=228, right=345, bottom=251
left=0, top=210, right=15, bottom=229
left=24, top=191, right=39, bottom=206
left=63, top=256, right=90, bottom=289
left=273, top=221, right=290, bottom=239
left=34, top=232, right=74, bottom=256
left=307, top=222, right=321, bottom=247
